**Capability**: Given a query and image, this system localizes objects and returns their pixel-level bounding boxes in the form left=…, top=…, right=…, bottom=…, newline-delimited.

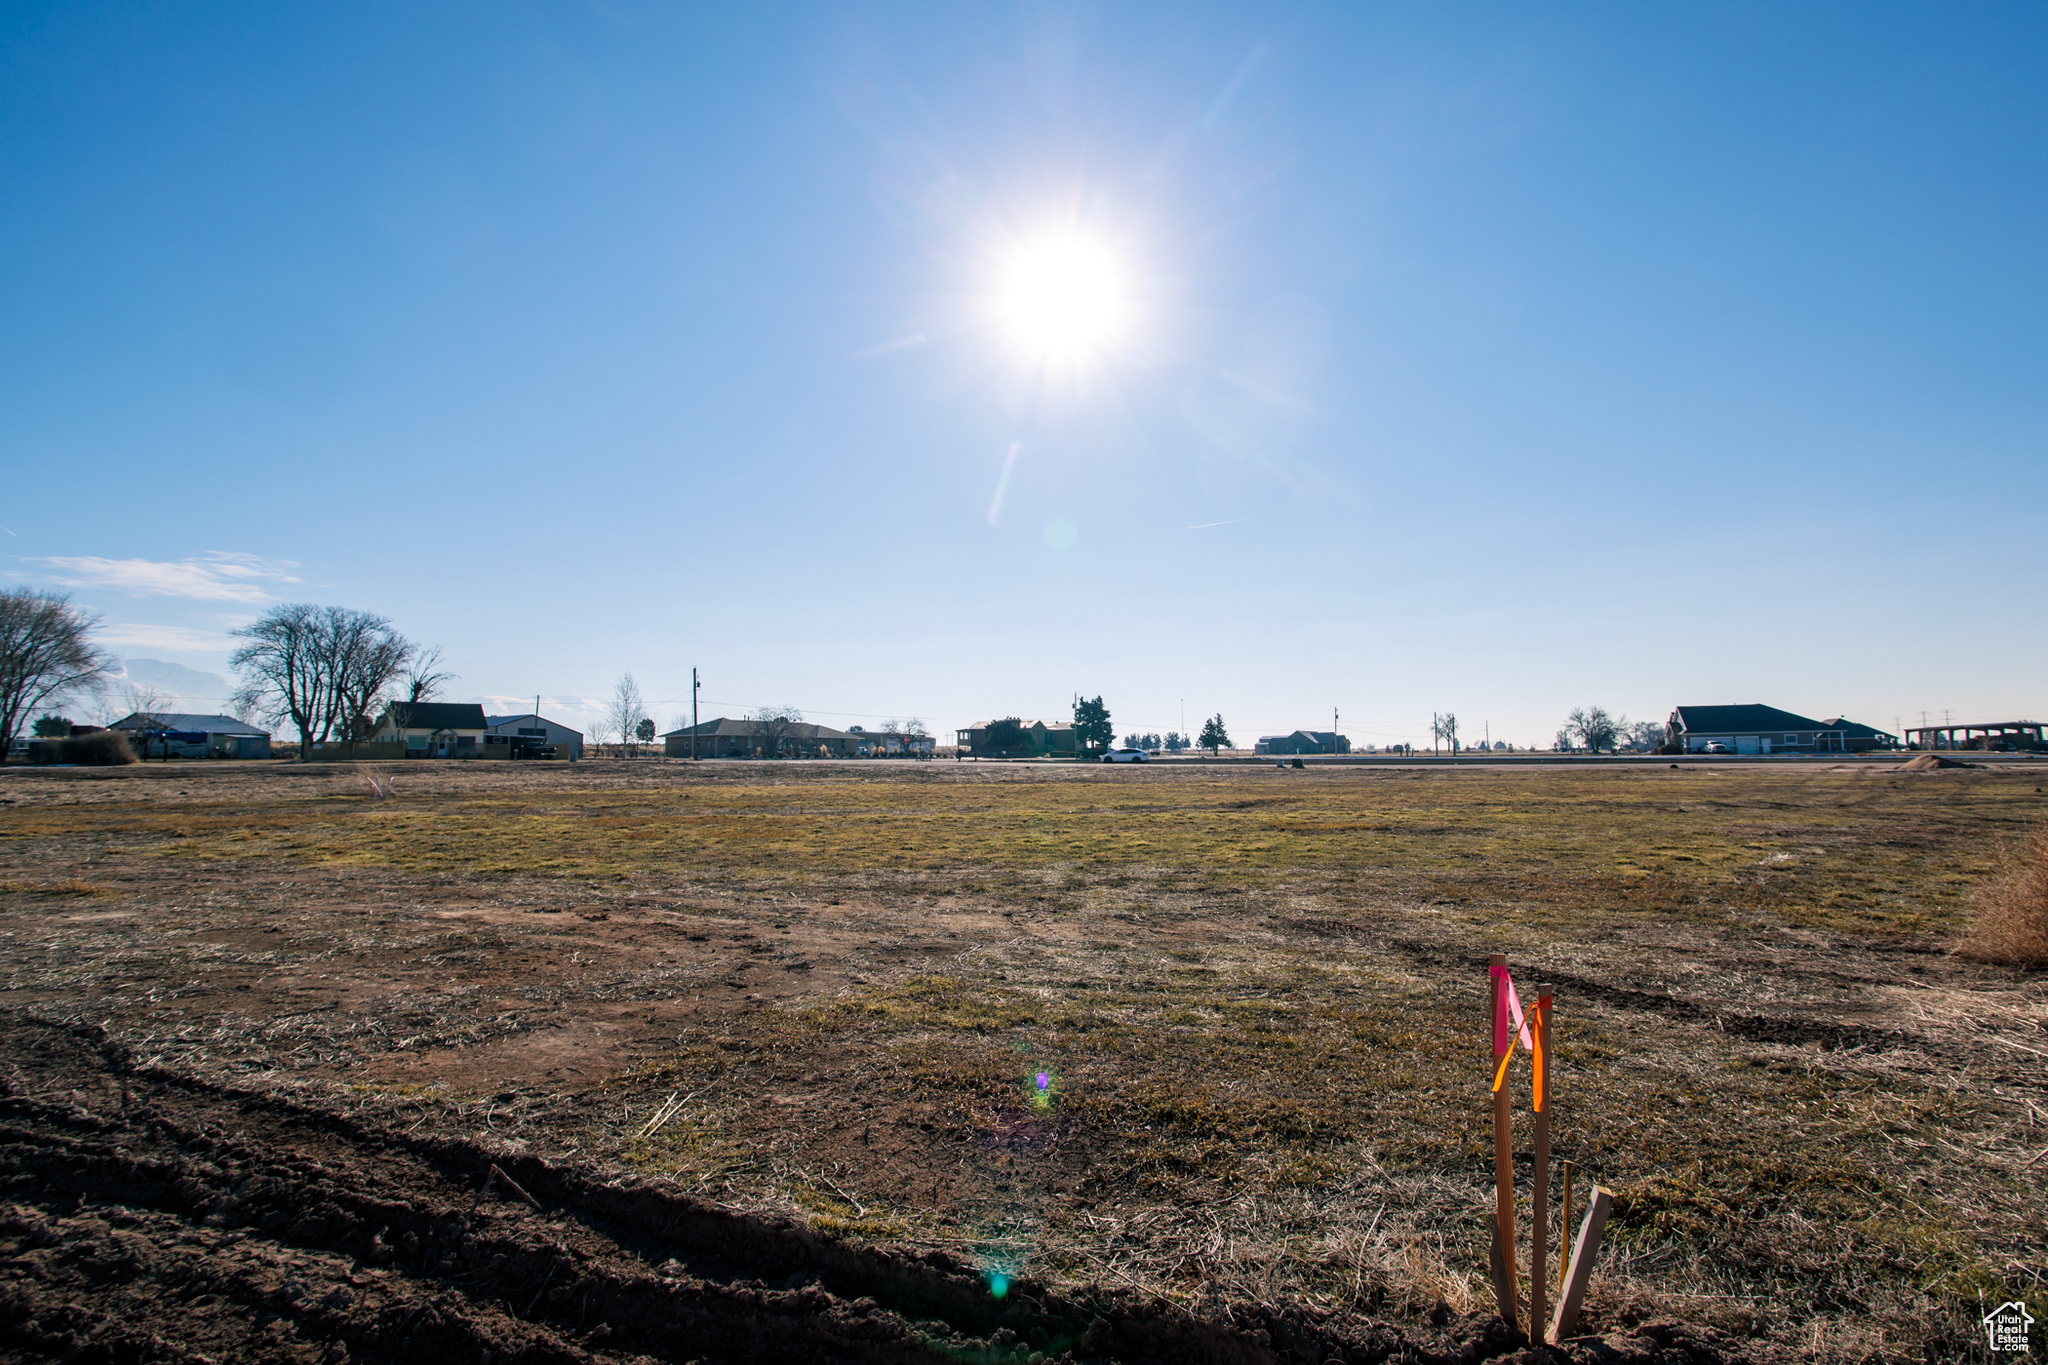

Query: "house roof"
left=108, top=712, right=268, bottom=737
left=1670, top=704, right=1828, bottom=734
left=380, top=702, right=489, bottom=731
left=1819, top=717, right=1898, bottom=740
left=484, top=714, right=584, bottom=737
left=660, top=717, right=863, bottom=742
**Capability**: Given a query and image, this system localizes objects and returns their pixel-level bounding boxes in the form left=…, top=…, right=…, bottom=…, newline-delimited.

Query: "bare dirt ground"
left=1, top=756, right=2043, bottom=1364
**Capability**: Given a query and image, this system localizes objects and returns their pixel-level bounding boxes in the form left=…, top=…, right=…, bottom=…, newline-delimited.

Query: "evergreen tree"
left=1073, top=695, right=1112, bottom=754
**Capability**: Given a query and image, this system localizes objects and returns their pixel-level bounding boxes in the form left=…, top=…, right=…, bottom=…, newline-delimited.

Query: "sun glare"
left=995, top=237, right=1128, bottom=361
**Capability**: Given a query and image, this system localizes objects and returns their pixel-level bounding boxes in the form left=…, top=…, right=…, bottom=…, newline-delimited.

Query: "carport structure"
left=1904, top=719, right=2045, bottom=751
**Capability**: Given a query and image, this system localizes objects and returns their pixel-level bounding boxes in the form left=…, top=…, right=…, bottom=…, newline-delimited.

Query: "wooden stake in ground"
left=1529, top=985, right=1554, bottom=1342
left=1488, top=953, right=1516, bottom=1327
left=1557, top=1159, right=1577, bottom=1299
left=1550, top=1185, right=1614, bottom=1342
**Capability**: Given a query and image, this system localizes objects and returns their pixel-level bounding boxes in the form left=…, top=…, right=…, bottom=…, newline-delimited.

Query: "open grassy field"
left=1, top=756, right=2043, bottom=1363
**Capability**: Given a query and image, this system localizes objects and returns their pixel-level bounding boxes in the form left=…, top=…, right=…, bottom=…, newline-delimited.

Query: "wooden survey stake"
left=1529, top=985, right=1553, bottom=1342
left=1550, top=1185, right=1614, bottom=1342
left=1488, top=958, right=1608, bottom=1341
left=1557, top=1159, right=1577, bottom=1298
left=1488, top=953, right=1516, bottom=1327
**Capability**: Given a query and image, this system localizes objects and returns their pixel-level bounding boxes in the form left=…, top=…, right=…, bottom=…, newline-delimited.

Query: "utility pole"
left=691, top=667, right=700, bottom=760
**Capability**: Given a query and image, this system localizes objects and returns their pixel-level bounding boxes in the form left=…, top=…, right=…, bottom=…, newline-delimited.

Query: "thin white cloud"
left=98, top=623, right=242, bottom=652
left=22, top=552, right=301, bottom=602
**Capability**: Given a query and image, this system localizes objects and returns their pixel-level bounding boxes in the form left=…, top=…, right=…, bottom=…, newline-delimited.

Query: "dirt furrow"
left=0, top=1015, right=1747, bottom=1364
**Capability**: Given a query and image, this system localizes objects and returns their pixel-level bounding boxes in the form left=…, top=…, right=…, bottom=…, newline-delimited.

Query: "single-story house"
left=1666, top=705, right=1898, bottom=755
left=484, top=713, right=584, bottom=760
left=955, top=719, right=1077, bottom=758
left=107, top=712, right=271, bottom=759
left=371, top=701, right=490, bottom=758
left=1254, top=730, right=1352, bottom=756
left=662, top=717, right=866, bottom=758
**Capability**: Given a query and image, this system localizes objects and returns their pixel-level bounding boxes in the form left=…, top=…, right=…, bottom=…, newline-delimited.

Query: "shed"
left=484, top=713, right=584, bottom=760
left=107, top=712, right=271, bottom=760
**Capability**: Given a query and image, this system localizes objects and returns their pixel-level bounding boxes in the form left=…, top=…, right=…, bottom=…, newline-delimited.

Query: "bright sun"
left=995, top=237, right=1128, bottom=360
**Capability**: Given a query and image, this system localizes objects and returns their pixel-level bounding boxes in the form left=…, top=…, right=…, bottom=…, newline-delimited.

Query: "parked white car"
left=1101, top=748, right=1148, bottom=763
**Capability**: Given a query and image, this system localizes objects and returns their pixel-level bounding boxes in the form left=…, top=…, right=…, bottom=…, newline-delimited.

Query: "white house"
left=370, top=702, right=490, bottom=758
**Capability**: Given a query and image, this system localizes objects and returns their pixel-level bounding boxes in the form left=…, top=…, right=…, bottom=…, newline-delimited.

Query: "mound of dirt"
left=0, top=1016, right=1756, bottom=1365
left=1900, top=753, right=1980, bottom=771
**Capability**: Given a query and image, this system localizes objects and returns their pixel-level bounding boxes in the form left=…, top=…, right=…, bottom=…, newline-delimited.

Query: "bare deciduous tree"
left=1431, top=711, right=1459, bottom=755
left=747, top=705, right=803, bottom=759
left=230, top=604, right=426, bottom=759
left=333, top=617, right=417, bottom=747
left=608, top=674, right=648, bottom=756
left=231, top=605, right=328, bottom=758
left=114, top=679, right=173, bottom=726
left=878, top=716, right=930, bottom=756
left=1564, top=706, right=1624, bottom=754
left=0, top=588, right=114, bottom=763
left=401, top=645, right=454, bottom=705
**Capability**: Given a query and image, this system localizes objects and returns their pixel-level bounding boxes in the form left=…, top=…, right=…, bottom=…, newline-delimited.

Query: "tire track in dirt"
left=0, top=1016, right=1752, bottom=1364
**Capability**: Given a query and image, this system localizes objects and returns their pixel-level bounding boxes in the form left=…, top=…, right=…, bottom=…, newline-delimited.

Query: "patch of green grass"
left=7, top=766, right=2031, bottom=934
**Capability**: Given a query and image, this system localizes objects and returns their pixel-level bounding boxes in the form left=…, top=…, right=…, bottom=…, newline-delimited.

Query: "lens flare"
left=995, top=237, right=1128, bottom=361
left=1028, top=1067, right=1058, bottom=1112
left=988, top=1271, right=1010, bottom=1299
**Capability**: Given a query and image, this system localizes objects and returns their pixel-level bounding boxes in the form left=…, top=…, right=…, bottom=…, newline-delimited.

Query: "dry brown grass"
left=2, top=757, right=2044, bottom=1360
left=1961, top=821, right=2048, bottom=966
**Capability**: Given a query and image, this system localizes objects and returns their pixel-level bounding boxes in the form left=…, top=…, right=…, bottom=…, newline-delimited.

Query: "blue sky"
left=4, top=3, right=2043, bottom=747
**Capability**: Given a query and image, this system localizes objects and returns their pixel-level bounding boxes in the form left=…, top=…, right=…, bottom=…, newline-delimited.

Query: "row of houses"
left=96, top=703, right=945, bottom=762
left=82, top=699, right=2027, bottom=764
left=949, top=706, right=1914, bottom=760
